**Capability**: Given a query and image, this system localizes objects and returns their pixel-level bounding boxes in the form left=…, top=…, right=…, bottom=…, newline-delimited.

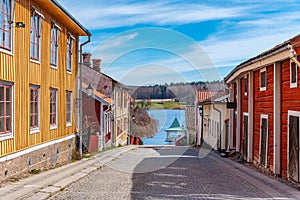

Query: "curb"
left=3, top=145, right=137, bottom=200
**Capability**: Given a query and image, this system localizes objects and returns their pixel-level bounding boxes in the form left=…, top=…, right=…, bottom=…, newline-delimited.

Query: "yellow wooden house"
left=0, top=0, right=90, bottom=181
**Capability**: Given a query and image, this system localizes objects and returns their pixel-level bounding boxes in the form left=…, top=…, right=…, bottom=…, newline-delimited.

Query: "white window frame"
left=50, top=21, right=61, bottom=69
left=0, top=0, right=14, bottom=55
left=66, top=90, right=72, bottom=127
left=30, top=7, right=44, bottom=63
left=0, top=81, right=14, bottom=141
left=244, top=74, right=248, bottom=96
left=259, top=114, right=268, bottom=166
left=260, top=68, right=267, bottom=91
left=50, top=88, right=58, bottom=129
left=287, top=110, right=300, bottom=180
left=66, top=33, right=74, bottom=74
left=290, top=61, right=298, bottom=88
left=30, top=85, right=40, bottom=133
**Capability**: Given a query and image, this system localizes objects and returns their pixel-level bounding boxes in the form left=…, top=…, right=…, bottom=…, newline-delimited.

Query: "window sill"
left=50, top=125, right=57, bottom=130
left=290, top=83, right=298, bottom=88
left=50, top=65, right=58, bottom=70
left=66, top=123, right=72, bottom=127
left=260, top=87, right=266, bottom=91
left=30, top=128, right=40, bottom=134
left=0, top=48, right=13, bottom=56
left=66, top=71, right=72, bottom=75
left=0, top=133, right=14, bottom=141
left=30, top=58, right=41, bottom=65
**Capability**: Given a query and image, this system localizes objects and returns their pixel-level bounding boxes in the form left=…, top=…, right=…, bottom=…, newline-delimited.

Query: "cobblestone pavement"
left=49, top=146, right=300, bottom=200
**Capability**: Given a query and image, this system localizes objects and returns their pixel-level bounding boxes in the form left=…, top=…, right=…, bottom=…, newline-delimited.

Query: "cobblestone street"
left=49, top=146, right=300, bottom=200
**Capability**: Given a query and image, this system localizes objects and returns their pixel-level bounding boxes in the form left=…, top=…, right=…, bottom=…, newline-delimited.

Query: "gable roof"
left=165, top=118, right=184, bottom=132
left=224, top=34, right=300, bottom=82
left=39, top=0, right=91, bottom=36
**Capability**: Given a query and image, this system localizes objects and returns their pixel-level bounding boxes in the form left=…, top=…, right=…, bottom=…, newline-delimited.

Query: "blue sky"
left=58, top=0, right=300, bottom=85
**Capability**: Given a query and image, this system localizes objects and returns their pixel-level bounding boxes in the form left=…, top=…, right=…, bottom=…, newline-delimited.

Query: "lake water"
left=142, top=109, right=186, bottom=145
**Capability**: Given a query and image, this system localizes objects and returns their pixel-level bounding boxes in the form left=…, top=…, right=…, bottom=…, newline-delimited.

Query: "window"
left=30, top=85, right=39, bottom=132
left=50, top=88, right=57, bottom=128
left=260, top=68, right=267, bottom=91
left=66, top=91, right=72, bottom=126
left=244, top=74, right=248, bottom=96
left=0, top=82, right=12, bottom=135
left=30, top=8, right=44, bottom=61
left=50, top=22, right=60, bottom=67
left=290, top=62, right=298, bottom=88
left=66, top=34, right=74, bottom=73
left=0, top=0, right=12, bottom=50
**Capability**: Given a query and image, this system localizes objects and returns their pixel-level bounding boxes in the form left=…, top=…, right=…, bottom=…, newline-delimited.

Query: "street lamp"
left=86, top=83, right=93, bottom=97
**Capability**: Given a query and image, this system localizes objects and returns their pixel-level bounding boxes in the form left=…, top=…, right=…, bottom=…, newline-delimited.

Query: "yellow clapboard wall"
left=0, top=0, right=81, bottom=156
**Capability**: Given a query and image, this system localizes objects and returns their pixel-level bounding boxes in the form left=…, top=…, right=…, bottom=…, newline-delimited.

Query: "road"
left=49, top=146, right=300, bottom=200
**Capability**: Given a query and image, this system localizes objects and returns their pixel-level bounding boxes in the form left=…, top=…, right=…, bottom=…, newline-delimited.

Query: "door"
left=289, top=115, right=299, bottom=182
left=243, top=115, right=248, bottom=160
left=260, top=117, right=268, bottom=166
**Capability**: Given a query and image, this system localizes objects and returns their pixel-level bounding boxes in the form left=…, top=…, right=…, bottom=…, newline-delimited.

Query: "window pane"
left=0, top=102, right=4, bottom=116
left=0, top=87, right=4, bottom=101
left=292, top=63, right=297, bottom=83
left=0, top=118, right=4, bottom=132
left=6, top=87, right=10, bottom=101
left=30, top=115, right=33, bottom=127
left=6, top=102, right=10, bottom=115
left=35, top=114, right=38, bottom=126
left=261, top=71, right=266, bottom=87
left=6, top=117, right=10, bottom=131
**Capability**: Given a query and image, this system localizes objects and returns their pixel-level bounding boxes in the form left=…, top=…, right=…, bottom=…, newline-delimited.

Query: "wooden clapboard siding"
left=0, top=0, right=83, bottom=157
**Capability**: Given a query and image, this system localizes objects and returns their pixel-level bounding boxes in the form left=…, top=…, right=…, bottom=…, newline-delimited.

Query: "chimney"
left=92, top=59, right=101, bottom=72
left=82, top=53, right=92, bottom=67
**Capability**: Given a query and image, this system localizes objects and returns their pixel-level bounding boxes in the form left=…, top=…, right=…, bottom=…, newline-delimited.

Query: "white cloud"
left=58, top=1, right=248, bottom=29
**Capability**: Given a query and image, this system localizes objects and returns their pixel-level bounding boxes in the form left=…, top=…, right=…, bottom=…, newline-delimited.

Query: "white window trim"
left=66, top=33, right=74, bottom=74
left=30, top=85, right=40, bottom=134
left=29, top=8, right=43, bottom=64
left=0, top=81, right=14, bottom=141
left=260, top=68, right=267, bottom=91
left=0, top=0, right=14, bottom=54
left=50, top=22, right=60, bottom=69
left=244, top=74, right=248, bottom=96
left=50, top=88, right=58, bottom=130
left=287, top=110, right=300, bottom=180
left=66, top=90, right=72, bottom=127
left=290, top=61, right=298, bottom=88
left=259, top=114, right=268, bottom=166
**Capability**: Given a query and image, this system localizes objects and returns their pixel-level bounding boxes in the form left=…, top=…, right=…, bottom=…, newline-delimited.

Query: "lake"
left=142, top=109, right=186, bottom=145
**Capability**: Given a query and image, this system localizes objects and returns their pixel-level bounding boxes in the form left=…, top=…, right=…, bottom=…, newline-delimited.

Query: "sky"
left=57, top=0, right=300, bottom=86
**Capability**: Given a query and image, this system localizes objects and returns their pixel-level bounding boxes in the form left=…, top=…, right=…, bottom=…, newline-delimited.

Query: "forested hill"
left=128, top=81, right=224, bottom=103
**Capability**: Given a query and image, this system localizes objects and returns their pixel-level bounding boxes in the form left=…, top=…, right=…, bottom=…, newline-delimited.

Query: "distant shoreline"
left=135, top=101, right=188, bottom=110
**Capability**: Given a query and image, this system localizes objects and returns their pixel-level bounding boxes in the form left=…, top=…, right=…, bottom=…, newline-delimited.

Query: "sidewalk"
left=0, top=145, right=137, bottom=200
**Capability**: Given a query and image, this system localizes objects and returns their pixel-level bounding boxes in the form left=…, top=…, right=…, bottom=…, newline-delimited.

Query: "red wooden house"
left=225, top=34, right=300, bottom=182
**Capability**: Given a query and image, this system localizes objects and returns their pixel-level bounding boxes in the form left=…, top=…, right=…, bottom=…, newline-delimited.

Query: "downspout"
left=78, top=35, right=91, bottom=158
left=213, top=103, right=222, bottom=152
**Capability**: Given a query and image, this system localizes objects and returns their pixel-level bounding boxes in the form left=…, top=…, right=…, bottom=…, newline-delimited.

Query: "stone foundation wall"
left=0, top=138, right=76, bottom=183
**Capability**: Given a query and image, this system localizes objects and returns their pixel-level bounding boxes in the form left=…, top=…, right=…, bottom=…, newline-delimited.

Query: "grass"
left=136, top=101, right=188, bottom=110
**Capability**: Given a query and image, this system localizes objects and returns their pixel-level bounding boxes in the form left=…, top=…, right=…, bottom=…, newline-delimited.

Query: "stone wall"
left=0, top=138, right=75, bottom=183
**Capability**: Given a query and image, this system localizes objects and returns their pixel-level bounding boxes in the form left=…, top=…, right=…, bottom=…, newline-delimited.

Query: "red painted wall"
left=281, top=58, right=300, bottom=178
left=82, top=93, right=101, bottom=134
left=253, top=64, right=274, bottom=169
